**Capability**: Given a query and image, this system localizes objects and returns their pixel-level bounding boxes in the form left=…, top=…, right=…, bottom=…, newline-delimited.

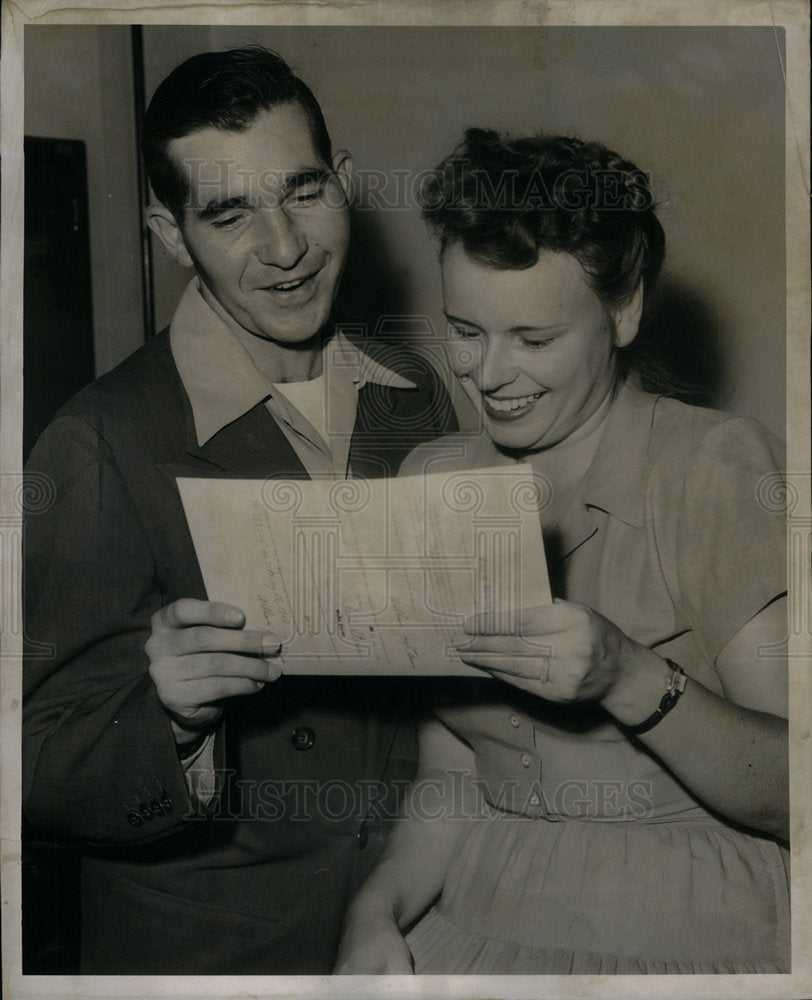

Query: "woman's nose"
left=479, top=339, right=517, bottom=391
left=255, top=208, right=307, bottom=269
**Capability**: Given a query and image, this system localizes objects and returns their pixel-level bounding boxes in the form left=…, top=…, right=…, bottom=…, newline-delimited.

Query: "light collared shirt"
left=169, top=277, right=414, bottom=796
left=171, top=277, right=414, bottom=478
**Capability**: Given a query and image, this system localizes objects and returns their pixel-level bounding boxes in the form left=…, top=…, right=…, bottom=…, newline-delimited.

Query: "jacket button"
left=126, top=812, right=143, bottom=828
left=139, top=803, right=154, bottom=820
left=151, top=798, right=164, bottom=817
left=291, top=726, right=316, bottom=751
left=358, top=823, right=369, bottom=849
left=509, top=713, right=521, bottom=729
left=160, top=792, right=173, bottom=813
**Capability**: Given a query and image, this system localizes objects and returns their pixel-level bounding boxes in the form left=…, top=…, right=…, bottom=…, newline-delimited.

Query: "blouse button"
left=520, top=753, right=531, bottom=768
left=509, top=714, right=521, bottom=729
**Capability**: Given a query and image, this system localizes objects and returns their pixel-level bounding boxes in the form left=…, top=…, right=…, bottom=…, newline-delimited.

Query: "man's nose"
left=254, top=208, right=307, bottom=269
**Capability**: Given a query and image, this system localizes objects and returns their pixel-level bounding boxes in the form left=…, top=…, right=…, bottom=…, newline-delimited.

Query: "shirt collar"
left=170, top=278, right=415, bottom=447
left=579, top=379, right=657, bottom=528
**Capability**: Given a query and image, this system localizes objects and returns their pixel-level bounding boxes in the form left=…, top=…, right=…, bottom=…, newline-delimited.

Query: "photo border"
left=2, top=2, right=809, bottom=998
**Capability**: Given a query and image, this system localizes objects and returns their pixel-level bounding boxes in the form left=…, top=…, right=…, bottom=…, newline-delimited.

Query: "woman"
left=334, top=129, right=789, bottom=975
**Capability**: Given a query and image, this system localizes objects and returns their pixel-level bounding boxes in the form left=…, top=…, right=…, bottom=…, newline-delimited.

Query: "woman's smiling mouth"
left=482, top=390, right=545, bottom=416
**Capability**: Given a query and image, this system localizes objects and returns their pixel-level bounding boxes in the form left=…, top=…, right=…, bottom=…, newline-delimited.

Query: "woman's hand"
left=334, top=906, right=414, bottom=975
left=459, top=598, right=789, bottom=838
left=457, top=599, right=647, bottom=705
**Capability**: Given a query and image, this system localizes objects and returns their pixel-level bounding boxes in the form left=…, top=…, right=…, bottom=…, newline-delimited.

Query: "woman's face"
left=441, top=244, right=637, bottom=452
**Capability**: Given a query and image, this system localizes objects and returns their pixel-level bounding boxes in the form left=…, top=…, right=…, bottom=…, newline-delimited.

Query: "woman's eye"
left=451, top=326, right=480, bottom=339
left=523, top=336, right=556, bottom=349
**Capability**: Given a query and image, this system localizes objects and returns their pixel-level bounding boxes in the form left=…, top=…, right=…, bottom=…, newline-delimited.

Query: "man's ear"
left=147, top=205, right=194, bottom=269
left=331, top=149, right=354, bottom=203
left=612, top=284, right=644, bottom=348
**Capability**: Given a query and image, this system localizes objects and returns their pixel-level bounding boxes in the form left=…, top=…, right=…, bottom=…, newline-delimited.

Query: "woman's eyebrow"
left=508, top=324, right=566, bottom=334
left=444, top=312, right=482, bottom=329
left=444, top=313, right=566, bottom=335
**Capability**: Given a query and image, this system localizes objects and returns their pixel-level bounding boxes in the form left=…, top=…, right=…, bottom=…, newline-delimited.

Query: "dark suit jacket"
left=23, top=328, right=455, bottom=974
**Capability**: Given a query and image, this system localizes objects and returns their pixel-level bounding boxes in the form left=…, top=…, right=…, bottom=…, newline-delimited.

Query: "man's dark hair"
left=142, top=46, right=333, bottom=222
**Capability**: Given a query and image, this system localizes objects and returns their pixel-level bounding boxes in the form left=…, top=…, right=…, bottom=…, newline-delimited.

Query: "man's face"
left=162, top=102, right=351, bottom=346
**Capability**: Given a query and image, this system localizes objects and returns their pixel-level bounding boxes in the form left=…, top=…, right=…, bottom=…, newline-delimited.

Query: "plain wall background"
left=26, top=25, right=786, bottom=437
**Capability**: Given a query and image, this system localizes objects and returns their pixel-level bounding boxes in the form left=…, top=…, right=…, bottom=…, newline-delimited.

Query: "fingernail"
left=261, top=634, right=282, bottom=658
left=226, top=609, right=245, bottom=627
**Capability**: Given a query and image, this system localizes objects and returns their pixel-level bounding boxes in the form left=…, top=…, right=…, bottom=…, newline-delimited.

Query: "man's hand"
left=146, top=598, right=282, bottom=745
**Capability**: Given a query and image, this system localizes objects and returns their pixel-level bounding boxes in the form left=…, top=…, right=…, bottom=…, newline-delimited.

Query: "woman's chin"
left=485, top=425, right=546, bottom=453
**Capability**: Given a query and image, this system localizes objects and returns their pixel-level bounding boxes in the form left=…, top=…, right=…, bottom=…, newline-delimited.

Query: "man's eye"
left=211, top=214, right=245, bottom=230
left=523, top=336, right=556, bottom=349
left=451, top=326, right=480, bottom=339
left=291, top=184, right=323, bottom=205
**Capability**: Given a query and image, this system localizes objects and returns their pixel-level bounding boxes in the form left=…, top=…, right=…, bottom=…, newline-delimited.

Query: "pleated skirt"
left=406, top=814, right=790, bottom=974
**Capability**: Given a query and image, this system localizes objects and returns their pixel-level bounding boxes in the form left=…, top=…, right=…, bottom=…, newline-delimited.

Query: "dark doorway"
left=24, top=136, right=95, bottom=461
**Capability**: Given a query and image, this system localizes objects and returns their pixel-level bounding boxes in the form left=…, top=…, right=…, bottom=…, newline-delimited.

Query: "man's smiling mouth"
left=267, top=271, right=317, bottom=293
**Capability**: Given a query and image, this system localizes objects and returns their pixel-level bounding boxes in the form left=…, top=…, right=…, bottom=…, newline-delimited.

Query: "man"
left=23, top=47, right=454, bottom=974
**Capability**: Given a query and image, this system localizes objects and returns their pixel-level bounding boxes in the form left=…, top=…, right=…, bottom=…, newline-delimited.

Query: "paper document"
left=178, top=466, right=551, bottom=675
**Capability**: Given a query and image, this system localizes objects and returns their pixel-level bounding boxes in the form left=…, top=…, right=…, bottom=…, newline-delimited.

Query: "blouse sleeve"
left=673, top=415, right=786, bottom=666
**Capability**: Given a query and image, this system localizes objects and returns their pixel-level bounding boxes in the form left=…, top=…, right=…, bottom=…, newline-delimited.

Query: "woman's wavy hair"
left=420, top=129, right=670, bottom=388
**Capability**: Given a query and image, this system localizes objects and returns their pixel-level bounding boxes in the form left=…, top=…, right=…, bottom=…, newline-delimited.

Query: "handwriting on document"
left=178, top=467, right=551, bottom=675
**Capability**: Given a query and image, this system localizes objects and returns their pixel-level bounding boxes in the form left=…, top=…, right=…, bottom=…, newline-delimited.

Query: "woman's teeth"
left=484, top=391, right=543, bottom=412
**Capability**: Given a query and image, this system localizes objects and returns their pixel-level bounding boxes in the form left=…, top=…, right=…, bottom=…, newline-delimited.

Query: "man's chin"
left=249, top=320, right=332, bottom=351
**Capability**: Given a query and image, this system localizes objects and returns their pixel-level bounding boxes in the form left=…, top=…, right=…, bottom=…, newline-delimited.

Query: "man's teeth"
left=485, top=392, right=543, bottom=412
left=273, top=276, right=307, bottom=291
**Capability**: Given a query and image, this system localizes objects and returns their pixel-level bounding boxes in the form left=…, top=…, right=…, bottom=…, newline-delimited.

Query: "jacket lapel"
left=349, top=382, right=419, bottom=479
left=177, top=401, right=310, bottom=480
left=163, top=375, right=421, bottom=484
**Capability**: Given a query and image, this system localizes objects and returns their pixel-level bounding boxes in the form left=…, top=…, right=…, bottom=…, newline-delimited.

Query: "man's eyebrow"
left=194, top=170, right=331, bottom=219
left=197, top=195, right=251, bottom=221
left=281, top=168, right=332, bottom=196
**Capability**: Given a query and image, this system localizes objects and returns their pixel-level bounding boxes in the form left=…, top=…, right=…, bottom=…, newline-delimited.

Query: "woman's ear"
left=147, top=206, right=194, bottom=268
left=613, top=284, right=644, bottom=348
